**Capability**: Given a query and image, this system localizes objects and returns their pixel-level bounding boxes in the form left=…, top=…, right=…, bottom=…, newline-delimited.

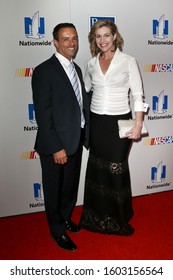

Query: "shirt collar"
left=97, top=47, right=121, bottom=61
left=55, top=52, right=73, bottom=68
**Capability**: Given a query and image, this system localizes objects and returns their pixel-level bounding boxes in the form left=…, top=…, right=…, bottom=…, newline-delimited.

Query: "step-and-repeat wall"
left=0, top=0, right=173, bottom=217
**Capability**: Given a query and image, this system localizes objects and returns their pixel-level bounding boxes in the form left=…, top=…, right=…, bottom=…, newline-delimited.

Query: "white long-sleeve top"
left=84, top=48, right=146, bottom=115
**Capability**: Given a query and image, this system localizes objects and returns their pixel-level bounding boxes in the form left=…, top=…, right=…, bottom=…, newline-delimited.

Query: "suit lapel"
left=50, top=54, right=72, bottom=86
left=50, top=55, right=85, bottom=103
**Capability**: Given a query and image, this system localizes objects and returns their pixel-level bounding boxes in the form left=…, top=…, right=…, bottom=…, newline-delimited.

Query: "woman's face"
left=95, top=26, right=116, bottom=53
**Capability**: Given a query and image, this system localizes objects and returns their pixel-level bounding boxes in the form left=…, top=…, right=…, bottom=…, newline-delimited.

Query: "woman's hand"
left=126, top=111, right=143, bottom=140
left=125, top=123, right=142, bottom=140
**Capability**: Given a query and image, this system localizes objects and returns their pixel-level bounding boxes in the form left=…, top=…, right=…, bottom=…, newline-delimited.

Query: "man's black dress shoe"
left=54, top=234, right=77, bottom=251
left=65, top=220, right=81, bottom=233
left=120, top=223, right=135, bottom=236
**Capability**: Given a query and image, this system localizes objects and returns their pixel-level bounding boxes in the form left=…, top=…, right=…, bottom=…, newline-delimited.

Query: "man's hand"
left=53, top=149, right=68, bottom=165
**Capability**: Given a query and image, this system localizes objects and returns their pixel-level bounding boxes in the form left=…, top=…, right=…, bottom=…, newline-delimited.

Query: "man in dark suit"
left=32, top=23, right=89, bottom=251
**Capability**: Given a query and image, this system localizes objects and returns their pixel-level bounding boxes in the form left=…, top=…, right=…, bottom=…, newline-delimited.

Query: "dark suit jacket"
left=32, top=54, right=89, bottom=156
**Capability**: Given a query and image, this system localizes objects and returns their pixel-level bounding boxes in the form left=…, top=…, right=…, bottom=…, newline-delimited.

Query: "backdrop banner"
left=0, top=0, right=173, bottom=217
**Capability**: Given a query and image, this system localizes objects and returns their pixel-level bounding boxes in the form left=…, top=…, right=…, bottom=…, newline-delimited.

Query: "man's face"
left=53, top=27, right=78, bottom=60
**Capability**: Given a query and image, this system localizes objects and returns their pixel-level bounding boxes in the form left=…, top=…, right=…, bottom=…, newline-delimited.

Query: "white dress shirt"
left=55, top=52, right=85, bottom=127
left=84, top=48, right=147, bottom=115
left=55, top=52, right=82, bottom=97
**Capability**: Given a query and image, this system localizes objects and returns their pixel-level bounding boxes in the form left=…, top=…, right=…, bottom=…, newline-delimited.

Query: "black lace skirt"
left=79, top=112, right=134, bottom=235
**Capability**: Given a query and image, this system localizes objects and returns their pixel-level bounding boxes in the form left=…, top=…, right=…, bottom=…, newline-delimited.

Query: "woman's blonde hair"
left=88, top=20, right=124, bottom=57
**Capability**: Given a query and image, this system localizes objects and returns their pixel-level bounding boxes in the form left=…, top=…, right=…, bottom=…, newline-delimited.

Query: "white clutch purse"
left=118, top=119, right=148, bottom=139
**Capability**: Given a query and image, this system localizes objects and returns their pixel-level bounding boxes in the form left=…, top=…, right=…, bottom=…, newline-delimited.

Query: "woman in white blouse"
left=79, top=20, right=146, bottom=235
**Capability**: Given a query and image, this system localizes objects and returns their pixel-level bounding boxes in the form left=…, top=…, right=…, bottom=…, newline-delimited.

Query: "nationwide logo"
left=144, top=135, right=173, bottom=146
left=153, top=14, right=168, bottom=39
left=20, top=150, right=39, bottom=160
left=89, top=16, right=116, bottom=29
left=147, top=161, right=170, bottom=190
left=33, top=183, right=44, bottom=201
left=147, top=90, right=173, bottom=121
left=29, top=182, right=45, bottom=208
left=148, top=14, right=173, bottom=46
left=25, top=11, right=45, bottom=39
left=152, top=90, right=168, bottom=114
left=28, top=104, right=36, bottom=124
left=24, top=104, right=38, bottom=132
left=15, top=68, right=34, bottom=77
left=19, top=11, right=52, bottom=47
left=144, top=64, right=173, bottom=72
left=151, top=161, right=166, bottom=183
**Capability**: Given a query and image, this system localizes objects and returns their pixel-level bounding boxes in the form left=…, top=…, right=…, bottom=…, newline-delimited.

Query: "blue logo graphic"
left=28, top=104, right=36, bottom=124
left=152, top=90, right=168, bottom=114
left=151, top=161, right=166, bottom=183
left=89, top=16, right=116, bottom=29
left=153, top=15, right=168, bottom=39
left=24, top=11, right=45, bottom=39
left=33, top=183, right=44, bottom=201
